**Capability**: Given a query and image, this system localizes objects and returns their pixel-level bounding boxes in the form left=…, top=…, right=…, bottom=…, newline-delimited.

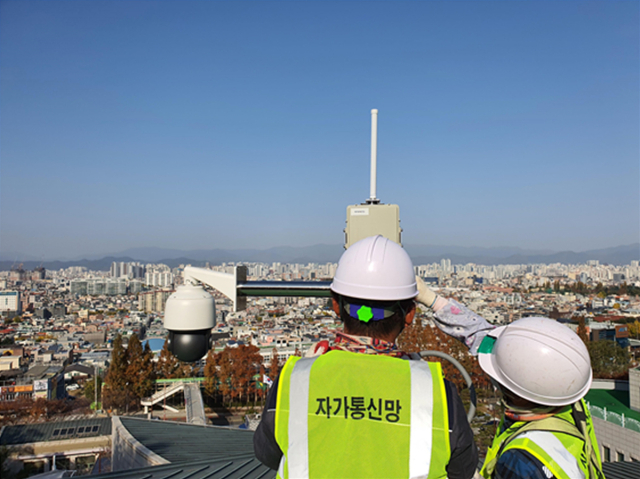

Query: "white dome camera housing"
left=164, top=283, right=215, bottom=362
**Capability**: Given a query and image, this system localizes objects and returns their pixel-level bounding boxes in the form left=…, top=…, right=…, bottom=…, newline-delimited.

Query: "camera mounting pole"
left=182, top=265, right=331, bottom=313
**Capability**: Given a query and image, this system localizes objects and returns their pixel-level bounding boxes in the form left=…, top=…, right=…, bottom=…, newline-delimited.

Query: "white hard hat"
left=478, top=317, right=592, bottom=407
left=330, top=235, right=417, bottom=301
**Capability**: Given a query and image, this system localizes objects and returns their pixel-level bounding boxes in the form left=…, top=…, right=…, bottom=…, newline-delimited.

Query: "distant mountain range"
left=1, top=243, right=638, bottom=271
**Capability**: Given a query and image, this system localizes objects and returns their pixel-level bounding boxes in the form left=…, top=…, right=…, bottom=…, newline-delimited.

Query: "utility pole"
left=94, top=364, right=98, bottom=415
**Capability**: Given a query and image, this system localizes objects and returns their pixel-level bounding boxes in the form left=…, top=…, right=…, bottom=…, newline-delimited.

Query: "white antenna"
left=369, top=109, right=380, bottom=204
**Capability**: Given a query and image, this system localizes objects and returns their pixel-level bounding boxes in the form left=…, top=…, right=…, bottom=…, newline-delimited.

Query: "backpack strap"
left=570, top=401, right=605, bottom=479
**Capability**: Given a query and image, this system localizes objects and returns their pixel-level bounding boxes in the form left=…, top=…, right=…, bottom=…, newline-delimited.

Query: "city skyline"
left=1, top=1, right=638, bottom=258
left=1, top=242, right=638, bottom=269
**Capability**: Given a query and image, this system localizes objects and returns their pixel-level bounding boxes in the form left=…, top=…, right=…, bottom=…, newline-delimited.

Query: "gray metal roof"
left=603, top=461, right=640, bottom=479
left=0, top=417, right=111, bottom=445
left=64, top=364, right=94, bottom=375
left=25, top=364, right=63, bottom=379
left=118, top=417, right=258, bottom=463
left=94, top=456, right=640, bottom=479
left=91, top=457, right=275, bottom=479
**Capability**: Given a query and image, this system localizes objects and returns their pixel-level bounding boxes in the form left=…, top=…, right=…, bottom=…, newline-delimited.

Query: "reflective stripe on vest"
left=409, top=360, right=434, bottom=477
left=274, top=350, right=450, bottom=479
left=287, top=356, right=314, bottom=479
left=511, top=431, right=585, bottom=479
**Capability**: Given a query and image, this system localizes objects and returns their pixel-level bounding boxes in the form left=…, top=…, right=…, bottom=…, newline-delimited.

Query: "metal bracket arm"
left=182, top=265, right=331, bottom=312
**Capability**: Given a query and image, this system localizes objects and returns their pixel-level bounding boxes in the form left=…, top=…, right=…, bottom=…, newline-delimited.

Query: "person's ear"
left=332, top=298, right=340, bottom=315
left=405, top=303, right=416, bottom=327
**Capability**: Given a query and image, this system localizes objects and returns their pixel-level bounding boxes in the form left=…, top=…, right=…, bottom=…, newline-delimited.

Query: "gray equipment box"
left=344, top=203, right=402, bottom=249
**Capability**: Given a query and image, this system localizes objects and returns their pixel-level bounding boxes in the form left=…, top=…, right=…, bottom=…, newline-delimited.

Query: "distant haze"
left=1, top=243, right=638, bottom=271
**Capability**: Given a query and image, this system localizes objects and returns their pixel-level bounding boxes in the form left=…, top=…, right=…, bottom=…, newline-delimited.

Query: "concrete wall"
left=5, top=436, right=110, bottom=475
left=111, top=417, right=168, bottom=471
left=0, top=356, right=21, bottom=370
left=593, top=417, right=640, bottom=462
left=630, top=368, right=640, bottom=412
left=16, top=436, right=110, bottom=456
left=591, top=379, right=630, bottom=391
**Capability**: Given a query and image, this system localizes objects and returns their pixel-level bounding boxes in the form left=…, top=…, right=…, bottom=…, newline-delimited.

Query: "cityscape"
left=2, top=1, right=638, bottom=478
left=2, top=256, right=639, bottom=392
left=2, top=254, right=640, bottom=475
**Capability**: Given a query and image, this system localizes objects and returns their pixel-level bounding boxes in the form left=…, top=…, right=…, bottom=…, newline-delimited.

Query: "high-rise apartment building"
left=144, top=272, right=174, bottom=288
left=0, top=291, right=21, bottom=315
left=440, top=258, right=452, bottom=275
left=70, top=280, right=88, bottom=295
left=138, top=289, right=174, bottom=313
left=31, top=267, right=46, bottom=280
left=111, top=261, right=145, bottom=279
left=71, top=279, right=128, bottom=296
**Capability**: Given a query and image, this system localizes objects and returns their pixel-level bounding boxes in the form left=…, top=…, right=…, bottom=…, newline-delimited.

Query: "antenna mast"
left=368, top=109, right=380, bottom=204
left=344, top=108, right=400, bottom=248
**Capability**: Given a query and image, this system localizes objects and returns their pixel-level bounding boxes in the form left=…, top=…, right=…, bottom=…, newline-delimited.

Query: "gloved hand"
left=415, top=275, right=438, bottom=308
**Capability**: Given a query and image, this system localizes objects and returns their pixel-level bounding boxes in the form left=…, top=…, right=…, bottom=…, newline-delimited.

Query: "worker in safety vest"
left=416, top=279, right=605, bottom=479
left=254, top=235, right=478, bottom=479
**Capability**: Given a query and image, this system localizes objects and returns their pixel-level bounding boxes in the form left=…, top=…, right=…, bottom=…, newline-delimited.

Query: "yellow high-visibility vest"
left=481, top=400, right=604, bottom=479
left=274, top=350, right=451, bottom=479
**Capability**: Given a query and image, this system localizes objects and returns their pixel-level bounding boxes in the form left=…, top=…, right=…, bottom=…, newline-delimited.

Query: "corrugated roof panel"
left=603, top=461, right=640, bottom=479
left=95, top=457, right=640, bottom=479
left=91, top=457, right=275, bottom=479
left=0, top=417, right=111, bottom=445
left=119, top=418, right=256, bottom=464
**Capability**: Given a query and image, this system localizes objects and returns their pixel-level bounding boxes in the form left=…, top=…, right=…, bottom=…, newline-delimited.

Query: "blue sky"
left=1, top=1, right=638, bottom=259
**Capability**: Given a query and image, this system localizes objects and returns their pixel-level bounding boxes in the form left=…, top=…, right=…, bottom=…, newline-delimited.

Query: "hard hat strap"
left=571, top=401, right=605, bottom=479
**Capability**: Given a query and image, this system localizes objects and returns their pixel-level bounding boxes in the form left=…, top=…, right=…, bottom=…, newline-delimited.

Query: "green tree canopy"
left=588, top=340, right=630, bottom=379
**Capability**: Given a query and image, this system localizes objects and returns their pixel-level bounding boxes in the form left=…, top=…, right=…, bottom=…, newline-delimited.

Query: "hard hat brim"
left=330, top=278, right=418, bottom=301
left=477, top=325, right=507, bottom=387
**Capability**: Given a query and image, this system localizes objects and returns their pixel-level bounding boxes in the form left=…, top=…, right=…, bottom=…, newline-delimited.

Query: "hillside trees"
left=102, top=334, right=129, bottom=412
left=229, top=345, right=263, bottom=404
left=577, top=317, right=589, bottom=344
left=217, top=348, right=234, bottom=406
left=398, top=316, right=490, bottom=392
left=204, top=348, right=219, bottom=400
left=156, top=341, right=192, bottom=379
left=629, top=320, right=640, bottom=339
left=103, top=334, right=158, bottom=413
left=203, top=345, right=264, bottom=407
left=126, top=335, right=155, bottom=399
left=269, top=347, right=280, bottom=379
left=588, top=340, right=630, bottom=379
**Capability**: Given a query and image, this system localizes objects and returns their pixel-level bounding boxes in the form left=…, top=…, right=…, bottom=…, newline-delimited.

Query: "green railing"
left=155, top=377, right=204, bottom=384
left=587, top=402, right=640, bottom=433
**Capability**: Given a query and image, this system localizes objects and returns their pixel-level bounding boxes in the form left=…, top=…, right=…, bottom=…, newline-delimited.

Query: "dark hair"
left=332, top=291, right=415, bottom=339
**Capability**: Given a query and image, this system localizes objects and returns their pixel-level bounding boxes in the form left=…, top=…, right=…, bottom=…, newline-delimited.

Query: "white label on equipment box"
left=351, top=208, right=369, bottom=216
